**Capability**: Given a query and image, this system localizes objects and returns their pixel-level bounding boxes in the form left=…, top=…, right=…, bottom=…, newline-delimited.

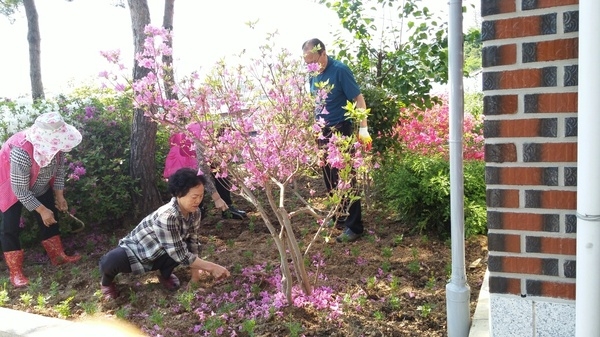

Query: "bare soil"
left=0, top=191, right=488, bottom=337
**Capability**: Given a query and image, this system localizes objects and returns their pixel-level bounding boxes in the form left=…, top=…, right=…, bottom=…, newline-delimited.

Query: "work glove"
left=358, top=126, right=372, bottom=151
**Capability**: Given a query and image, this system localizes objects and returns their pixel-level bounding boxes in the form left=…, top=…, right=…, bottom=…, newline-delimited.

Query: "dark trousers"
left=214, top=175, right=232, bottom=206
left=321, top=121, right=363, bottom=234
left=0, top=189, right=60, bottom=252
left=200, top=173, right=233, bottom=215
left=99, top=247, right=179, bottom=286
left=199, top=175, right=233, bottom=217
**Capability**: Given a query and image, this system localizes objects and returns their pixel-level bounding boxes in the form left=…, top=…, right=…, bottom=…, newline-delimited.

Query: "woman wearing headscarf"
left=0, top=112, right=83, bottom=288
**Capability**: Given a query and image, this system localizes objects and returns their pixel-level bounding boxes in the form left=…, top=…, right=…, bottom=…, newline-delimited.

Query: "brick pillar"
left=481, top=0, right=578, bottom=335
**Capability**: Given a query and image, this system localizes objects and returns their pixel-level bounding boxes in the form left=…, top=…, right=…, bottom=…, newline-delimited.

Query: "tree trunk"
left=22, top=0, right=44, bottom=101
left=127, top=0, right=162, bottom=217
left=162, top=0, right=178, bottom=100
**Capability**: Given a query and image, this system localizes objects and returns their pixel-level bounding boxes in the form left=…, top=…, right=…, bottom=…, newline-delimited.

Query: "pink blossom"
left=394, top=93, right=484, bottom=160
left=306, top=62, right=320, bottom=73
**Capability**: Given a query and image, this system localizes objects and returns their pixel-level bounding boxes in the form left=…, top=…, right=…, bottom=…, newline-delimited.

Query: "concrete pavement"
left=468, top=269, right=490, bottom=337
left=0, top=307, right=145, bottom=337
left=0, top=307, right=76, bottom=337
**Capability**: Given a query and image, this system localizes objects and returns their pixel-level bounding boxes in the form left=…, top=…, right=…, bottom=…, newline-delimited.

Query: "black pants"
left=215, top=175, right=233, bottom=206
left=99, top=247, right=179, bottom=286
left=320, top=121, right=363, bottom=234
left=199, top=175, right=233, bottom=216
left=0, top=189, right=60, bottom=252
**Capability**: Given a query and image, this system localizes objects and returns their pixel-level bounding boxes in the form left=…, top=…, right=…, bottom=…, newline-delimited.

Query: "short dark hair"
left=167, top=168, right=207, bottom=197
left=302, top=38, right=325, bottom=55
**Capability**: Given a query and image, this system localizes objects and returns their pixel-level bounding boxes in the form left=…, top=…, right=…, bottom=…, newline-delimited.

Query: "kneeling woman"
left=99, top=168, right=230, bottom=299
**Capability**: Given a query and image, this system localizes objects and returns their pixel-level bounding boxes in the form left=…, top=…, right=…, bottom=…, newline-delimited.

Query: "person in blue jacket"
left=302, top=38, right=372, bottom=243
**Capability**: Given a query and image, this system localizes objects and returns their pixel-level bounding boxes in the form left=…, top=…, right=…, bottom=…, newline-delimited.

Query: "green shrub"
left=374, top=152, right=486, bottom=237
left=361, top=87, right=403, bottom=154
left=54, top=88, right=138, bottom=227
left=58, top=87, right=169, bottom=227
left=463, top=158, right=487, bottom=236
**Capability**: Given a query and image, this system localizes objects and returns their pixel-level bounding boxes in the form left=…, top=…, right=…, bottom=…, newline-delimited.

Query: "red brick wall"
left=481, top=0, right=578, bottom=301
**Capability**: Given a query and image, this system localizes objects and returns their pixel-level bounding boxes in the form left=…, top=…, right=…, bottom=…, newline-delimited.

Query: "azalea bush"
left=374, top=93, right=486, bottom=237
left=54, top=88, right=141, bottom=227
left=395, top=93, right=484, bottom=160
left=101, top=26, right=373, bottom=302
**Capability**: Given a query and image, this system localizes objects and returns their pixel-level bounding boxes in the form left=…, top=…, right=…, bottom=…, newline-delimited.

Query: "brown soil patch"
left=0, top=192, right=488, bottom=336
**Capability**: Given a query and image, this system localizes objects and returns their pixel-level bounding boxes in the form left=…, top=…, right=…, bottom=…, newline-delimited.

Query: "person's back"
left=0, top=131, right=39, bottom=212
left=163, top=132, right=197, bottom=179
left=162, top=130, right=247, bottom=220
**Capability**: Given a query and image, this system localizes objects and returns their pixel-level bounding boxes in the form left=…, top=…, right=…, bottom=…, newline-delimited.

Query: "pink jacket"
left=0, top=131, right=45, bottom=212
left=162, top=132, right=198, bottom=179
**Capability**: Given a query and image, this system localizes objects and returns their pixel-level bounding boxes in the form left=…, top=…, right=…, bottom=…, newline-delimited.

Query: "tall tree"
left=23, top=0, right=43, bottom=100
left=127, top=0, right=162, bottom=216
left=161, top=0, right=177, bottom=100
left=1, top=0, right=44, bottom=100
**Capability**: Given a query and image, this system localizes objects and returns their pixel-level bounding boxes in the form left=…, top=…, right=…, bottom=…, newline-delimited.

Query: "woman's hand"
left=190, top=265, right=230, bottom=283
left=190, top=268, right=203, bottom=283
left=208, top=264, right=230, bottom=280
left=211, top=192, right=229, bottom=211
left=55, top=196, right=69, bottom=212
left=36, top=206, right=57, bottom=227
left=190, top=259, right=231, bottom=282
left=54, top=190, right=69, bottom=212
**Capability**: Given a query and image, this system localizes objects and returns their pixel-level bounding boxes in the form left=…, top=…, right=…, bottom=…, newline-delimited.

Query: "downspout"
left=576, top=0, right=600, bottom=335
left=446, top=0, right=471, bottom=336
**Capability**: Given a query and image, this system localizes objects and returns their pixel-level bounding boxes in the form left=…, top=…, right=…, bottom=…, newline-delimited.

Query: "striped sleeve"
left=9, top=147, right=41, bottom=211
left=52, top=152, right=66, bottom=190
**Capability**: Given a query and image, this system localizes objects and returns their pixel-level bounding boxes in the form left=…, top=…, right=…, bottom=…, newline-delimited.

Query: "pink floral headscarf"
left=25, top=112, right=82, bottom=167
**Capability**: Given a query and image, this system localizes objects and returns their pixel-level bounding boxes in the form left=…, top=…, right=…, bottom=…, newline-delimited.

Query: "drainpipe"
left=576, top=0, right=600, bottom=335
left=446, top=0, right=471, bottom=336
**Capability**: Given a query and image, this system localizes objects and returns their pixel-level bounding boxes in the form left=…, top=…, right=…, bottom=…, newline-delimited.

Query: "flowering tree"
left=101, top=26, right=371, bottom=302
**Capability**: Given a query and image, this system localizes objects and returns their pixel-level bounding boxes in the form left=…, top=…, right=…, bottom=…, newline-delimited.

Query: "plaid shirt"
left=119, top=197, right=201, bottom=275
left=10, top=147, right=66, bottom=211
